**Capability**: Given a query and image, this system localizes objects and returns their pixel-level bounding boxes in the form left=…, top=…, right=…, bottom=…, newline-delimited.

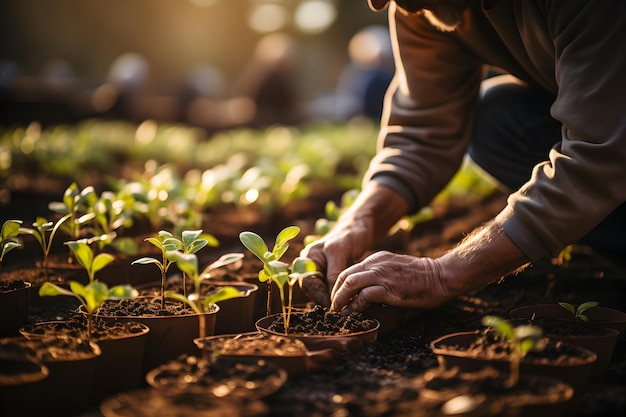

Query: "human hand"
left=299, top=215, right=376, bottom=307
left=330, top=251, right=453, bottom=314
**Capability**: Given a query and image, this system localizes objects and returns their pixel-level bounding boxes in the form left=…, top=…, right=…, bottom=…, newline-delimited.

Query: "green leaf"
left=558, top=302, right=576, bottom=317
left=275, top=226, right=300, bottom=248
left=187, top=239, right=208, bottom=254
left=67, top=240, right=94, bottom=271
left=108, top=285, right=138, bottom=299
left=577, top=301, right=599, bottom=315
left=2, top=220, right=23, bottom=239
left=39, top=282, right=74, bottom=298
left=131, top=257, right=163, bottom=266
left=204, top=286, right=243, bottom=306
left=239, top=231, right=268, bottom=260
left=182, top=230, right=203, bottom=248
left=166, top=251, right=198, bottom=278
left=481, top=315, right=514, bottom=340
left=92, top=253, right=115, bottom=274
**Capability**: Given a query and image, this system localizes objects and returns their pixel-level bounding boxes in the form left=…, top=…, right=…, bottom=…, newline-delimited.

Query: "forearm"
left=437, top=220, right=531, bottom=297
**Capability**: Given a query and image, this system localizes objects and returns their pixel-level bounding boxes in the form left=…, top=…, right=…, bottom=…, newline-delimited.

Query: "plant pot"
left=19, top=319, right=151, bottom=401
left=100, top=388, right=270, bottom=417
left=137, top=276, right=259, bottom=335
left=0, top=335, right=101, bottom=417
left=0, top=349, right=49, bottom=417
left=0, top=280, right=31, bottom=337
left=508, top=304, right=621, bottom=382
left=255, top=305, right=380, bottom=356
left=413, top=366, right=574, bottom=417
left=510, top=303, right=626, bottom=337
left=429, top=330, right=596, bottom=412
left=145, top=354, right=288, bottom=400
left=94, top=295, right=219, bottom=375
left=194, top=331, right=336, bottom=376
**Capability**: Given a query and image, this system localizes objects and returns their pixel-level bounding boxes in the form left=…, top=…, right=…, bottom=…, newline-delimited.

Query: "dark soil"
left=147, top=355, right=287, bottom=400
left=95, top=296, right=214, bottom=317
left=20, top=319, right=149, bottom=341
left=265, top=305, right=378, bottom=336
left=438, top=328, right=596, bottom=366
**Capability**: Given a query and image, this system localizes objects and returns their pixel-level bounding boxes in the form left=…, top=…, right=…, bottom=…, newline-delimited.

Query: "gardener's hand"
left=299, top=184, right=410, bottom=307
left=330, top=221, right=532, bottom=314
left=329, top=251, right=451, bottom=314
left=300, top=213, right=376, bottom=307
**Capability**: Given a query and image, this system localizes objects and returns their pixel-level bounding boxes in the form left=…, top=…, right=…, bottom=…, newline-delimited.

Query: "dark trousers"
left=467, top=75, right=626, bottom=261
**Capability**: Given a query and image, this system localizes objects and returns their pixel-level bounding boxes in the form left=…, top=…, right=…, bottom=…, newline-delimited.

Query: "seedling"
left=65, top=238, right=116, bottom=284
left=481, top=315, right=543, bottom=387
left=39, top=280, right=137, bottom=338
left=239, top=226, right=319, bottom=333
left=558, top=301, right=599, bottom=322
left=163, top=251, right=243, bottom=340
left=0, top=220, right=23, bottom=272
left=48, top=182, right=97, bottom=242
left=18, top=215, right=71, bottom=278
left=131, top=229, right=218, bottom=307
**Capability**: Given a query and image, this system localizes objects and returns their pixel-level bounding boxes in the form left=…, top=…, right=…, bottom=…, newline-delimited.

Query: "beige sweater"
left=365, top=0, right=626, bottom=261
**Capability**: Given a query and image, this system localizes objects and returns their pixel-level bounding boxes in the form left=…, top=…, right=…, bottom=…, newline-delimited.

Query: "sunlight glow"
left=247, top=4, right=289, bottom=33
left=294, top=0, right=336, bottom=34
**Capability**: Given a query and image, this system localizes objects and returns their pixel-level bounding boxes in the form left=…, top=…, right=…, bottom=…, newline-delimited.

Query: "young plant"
left=131, top=229, right=218, bottom=306
left=239, top=225, right=319, bottom=333
left=48, top=182, right=97, bottom=242
left=18, top=215, right=71, bottom=278
left=558, top=301, right=599, bottom=322
left=39, top=280, right=137, bottom=338
left=239, top=225, right=298, bottom=316
left=0, top=220, right=23, bottom=272
left=481, top=315, right=544, bottom=388
left=164, top=251, right=243, bottom=340
left=65, top=238, right=116, bottom=284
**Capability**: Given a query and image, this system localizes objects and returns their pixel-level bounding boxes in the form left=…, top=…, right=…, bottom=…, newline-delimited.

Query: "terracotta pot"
left=255, top=306, right=380, bottom=356
left=510, top=303, right=626, bottom=336
left=94, top=296, right=219, bottom=375
left=20, top=319, right=151, bottom=401
left=137, top=277, right=259, bottom=335
left=194, top=331, right=336, bottom=376
left=0, top=335, right=101, bottom=417
left=429, top=330, right=596, bottom=413
left=145, top=355, right=288, bottom=400
left=0, top=280, right=31, bottom=337
left=413, top=366, right=574, bottom=417
left=509, top=304, right=621, bottom=382
left=100, top=387, right=269, bottom=417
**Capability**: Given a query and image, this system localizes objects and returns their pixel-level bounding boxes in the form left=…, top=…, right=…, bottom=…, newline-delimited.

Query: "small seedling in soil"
left=66, top=238, right=115, bottom=284
left=0, top=220, right=23, bottom=272
left=18, top=215, right=71, bottom=278
left=39, top=280, right=137, bottom=338
left=164, top=251, right=243, bottom=341
left=558, top=301, right=599, bottom=322
left=239, top=226, right=319, bottom=333
left=481, top=315, right=543, bottom=388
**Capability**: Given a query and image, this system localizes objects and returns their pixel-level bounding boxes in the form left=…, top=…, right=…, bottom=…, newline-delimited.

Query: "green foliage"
left=0, top=220, right=23, bottom=270
left=48, top=182, right=97, bottom=241
left=239, top=226, right=319, bottom=333
left=481, top=315, right=543, bottom=387
left=39, top=280, right=137, bottom=337
left=66, top=238, right=115, bottom=283
left=18, top=214, right=71, bottom=274
left=558, top=301, right=599, bottom=322
left=162, top=251, right=244, bottom=340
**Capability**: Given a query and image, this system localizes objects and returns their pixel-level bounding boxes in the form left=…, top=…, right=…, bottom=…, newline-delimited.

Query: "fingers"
left=330, top=268, right=384, bottom=312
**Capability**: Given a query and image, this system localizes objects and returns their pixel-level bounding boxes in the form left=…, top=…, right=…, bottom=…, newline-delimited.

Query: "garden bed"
left=5, top=182, right=626, bottom=416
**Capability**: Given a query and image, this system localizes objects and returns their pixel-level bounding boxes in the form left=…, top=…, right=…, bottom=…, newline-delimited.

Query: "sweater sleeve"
left=362, top=3, right=484, bottom=213
left=497, top=0, right=626, bottom=260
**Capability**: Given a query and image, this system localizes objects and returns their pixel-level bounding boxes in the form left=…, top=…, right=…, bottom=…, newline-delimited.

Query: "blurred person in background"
left=301, top=0, right=626, bottom=315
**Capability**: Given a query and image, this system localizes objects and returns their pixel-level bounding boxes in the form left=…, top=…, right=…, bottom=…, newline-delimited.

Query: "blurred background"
left=0, top=0, right=392, bottom=130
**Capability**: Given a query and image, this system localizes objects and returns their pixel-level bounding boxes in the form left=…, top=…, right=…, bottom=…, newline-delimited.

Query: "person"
left=300, top=0, right=626, bottom=316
